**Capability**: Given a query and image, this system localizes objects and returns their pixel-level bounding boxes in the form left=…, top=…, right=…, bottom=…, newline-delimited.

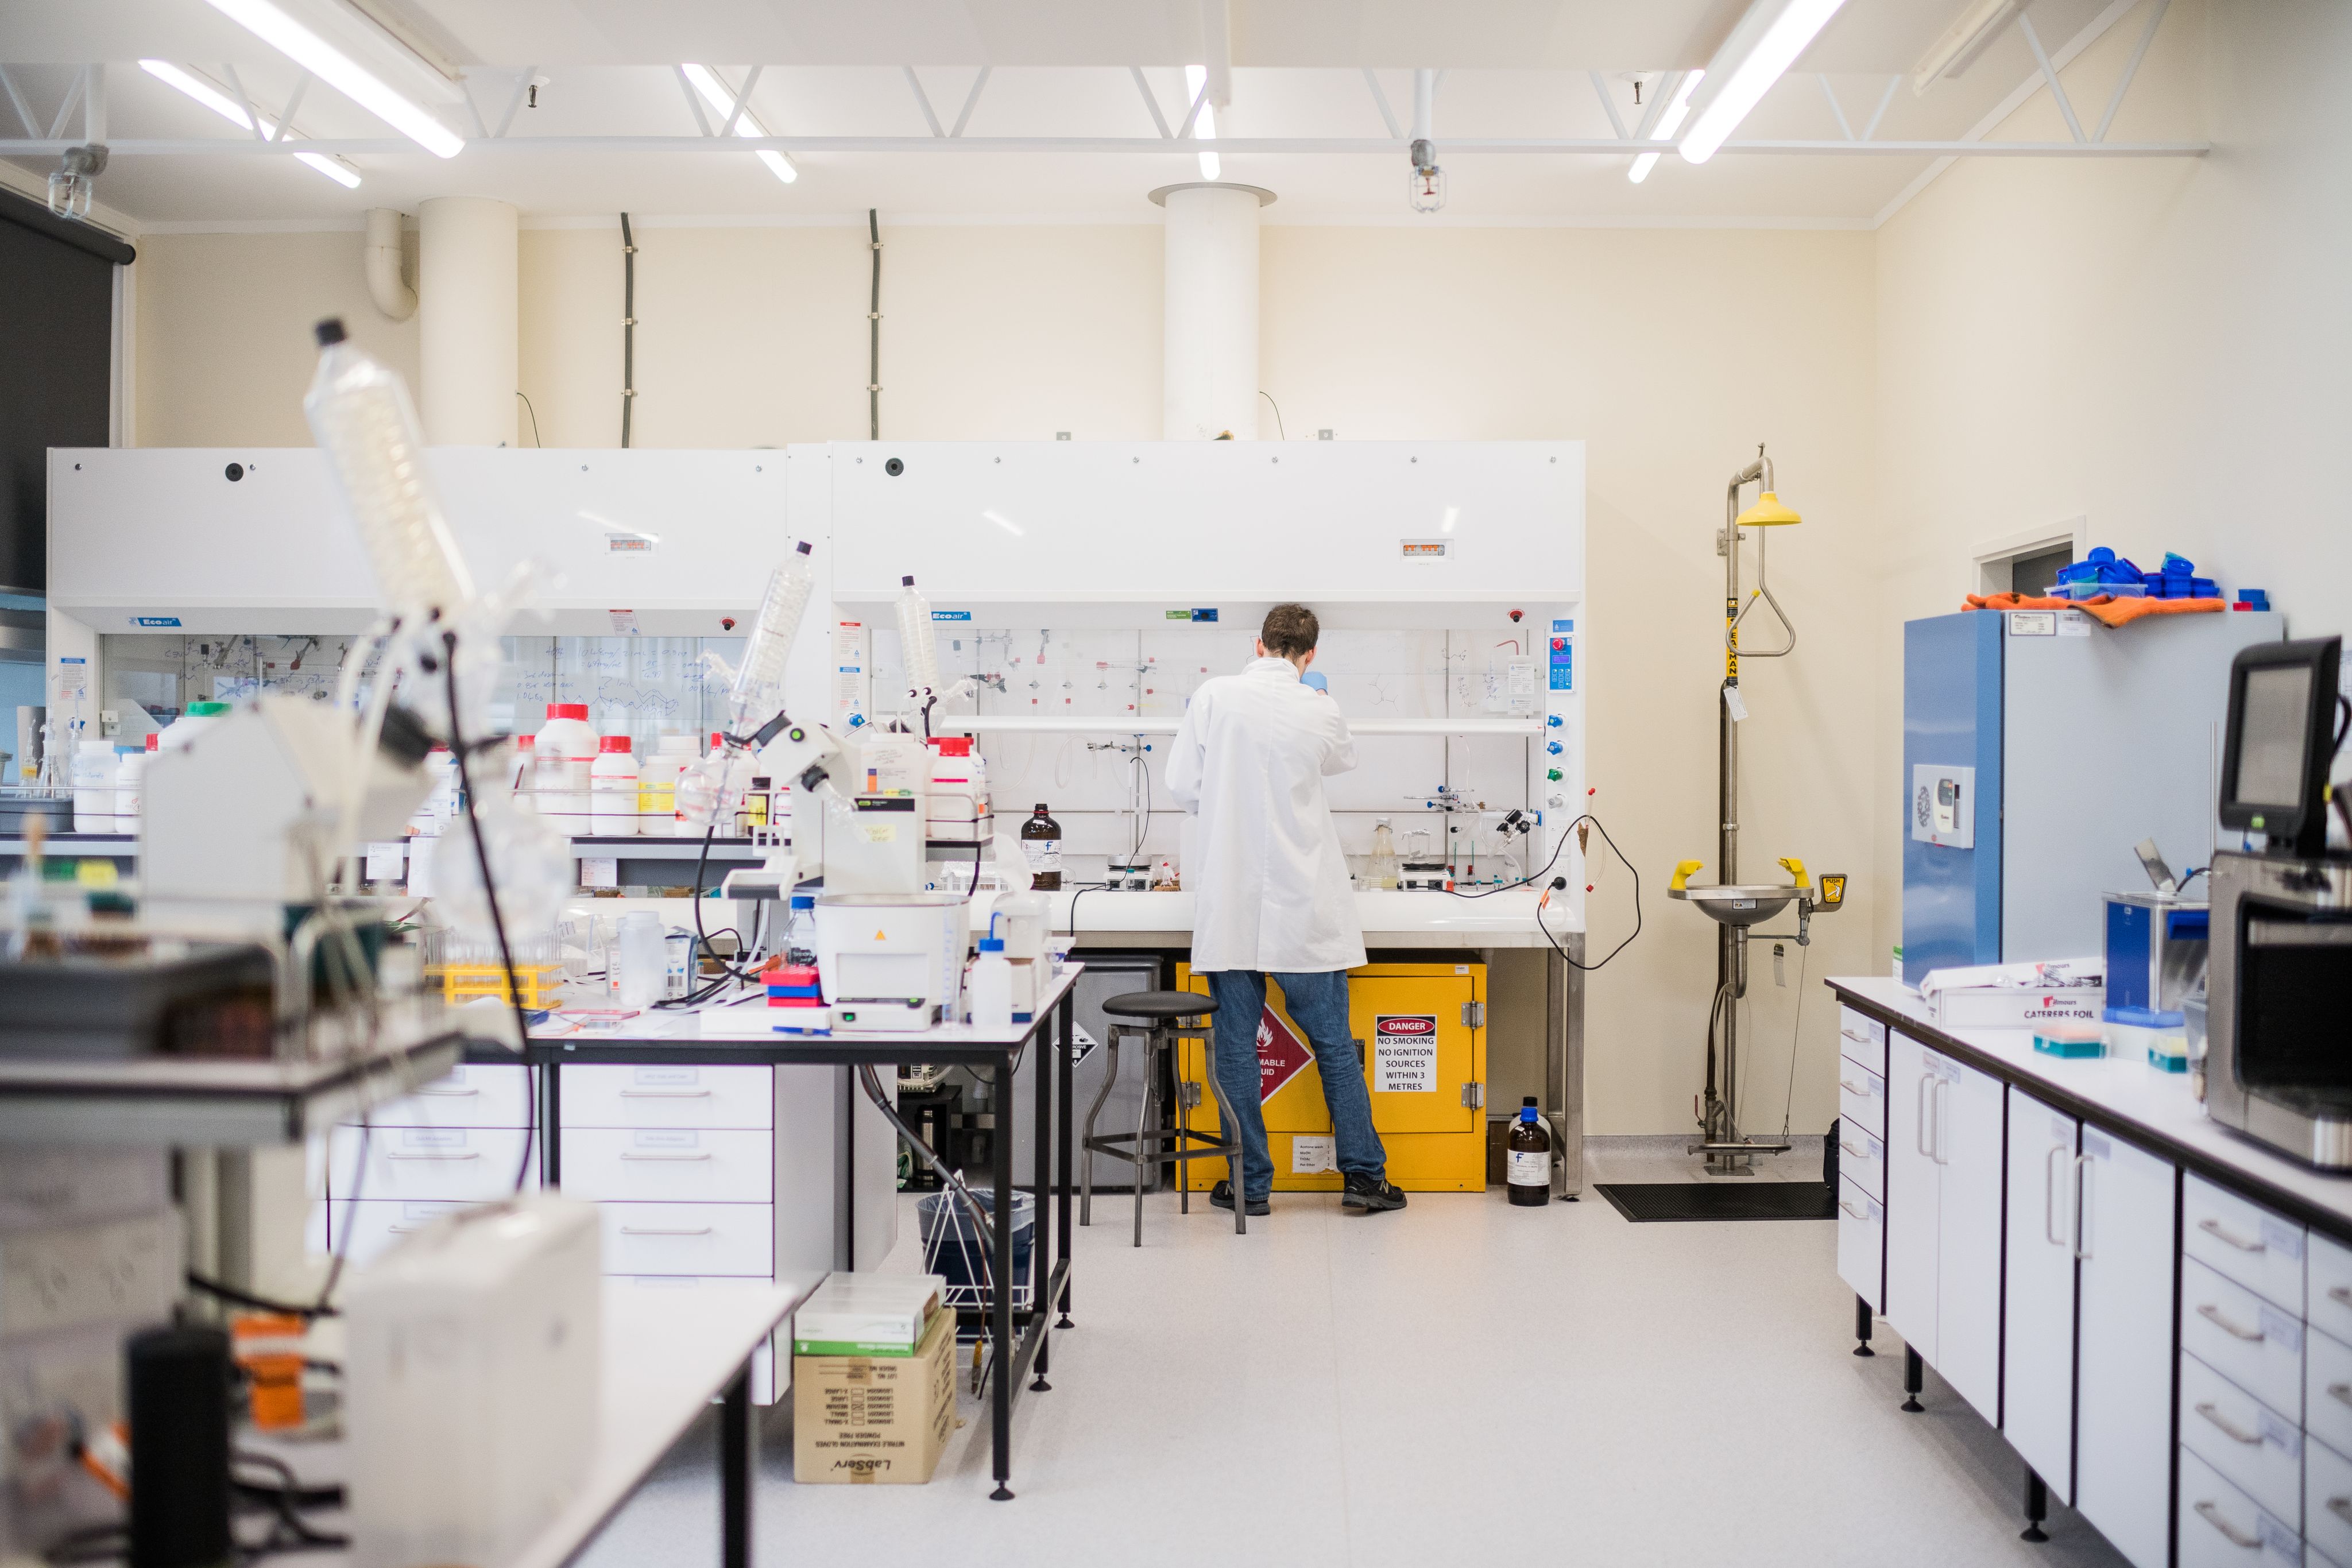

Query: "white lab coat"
left=1166, top=657, right=1367, bottom=973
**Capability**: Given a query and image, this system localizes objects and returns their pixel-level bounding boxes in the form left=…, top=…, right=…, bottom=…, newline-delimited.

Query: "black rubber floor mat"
left=1595, top=1181, right=1835, bottom=1222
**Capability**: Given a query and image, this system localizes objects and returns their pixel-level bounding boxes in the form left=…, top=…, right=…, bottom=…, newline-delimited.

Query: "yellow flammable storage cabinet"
left=1173, top=962, right=1486, bottom=1193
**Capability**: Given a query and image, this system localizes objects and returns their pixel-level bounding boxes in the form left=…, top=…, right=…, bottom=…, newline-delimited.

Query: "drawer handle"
left=1838, top=1198, right=1869, bottom=1222
left=1838, top=1139, right=1870, bottom=1160
left=2198, top=1215, right=2267, bottom=1254
left=2328, top=1382, right=2352, bottom=1411
left=2196, top=1303, right=2266, bottom=1343
left=2330, top=1285, right=2352, bottom=1311
left=387, top=1224, right=427, bottom=1234
left=416, top=1086, right=479, bottom=1097
left=620, top=1224, right=715, bottom=1236
left=2194, top=1401, right=2264, bottom=1445
left=2192, top=1500, right=2263, bottom=1550
left=1839, top=1078, right=1868, bottom=1095
left=620, top=1089, right=713, bottom=1099
left=388, top=1151, right=479, bottom=1162
left=1840, top=1027, right=1871, bottom=1044
left=2332, top=1497, right=2352, bottom=1529
left=619, top=1151, right=713, bottom=1162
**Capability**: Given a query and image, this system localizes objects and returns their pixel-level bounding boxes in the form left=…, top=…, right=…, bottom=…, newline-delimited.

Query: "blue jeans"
left=1206, top=969, right=1386, bottom=1201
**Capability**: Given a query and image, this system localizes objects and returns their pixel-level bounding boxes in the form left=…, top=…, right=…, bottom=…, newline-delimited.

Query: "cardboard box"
left=1932, top=987, right=2105, bottom=1031
left=792, top=1272, right=944, bottom=1358
left=794, top=1306, right=957, bottom=1485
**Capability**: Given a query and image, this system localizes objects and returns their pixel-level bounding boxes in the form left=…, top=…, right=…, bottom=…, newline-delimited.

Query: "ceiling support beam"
left=47, top=67, right=87, bottom=141
left=1631, top=71, right=1684, bottom=141
left=1360, top=68, right=1401, bottom=138
left=1129, top=65, right=1173, bottom=138
left=715, top=65, right=761, bottom=138
left=2018, top=14, right=2088, bottom=142
left=672, top=65, right=714, bottom=137
left=0, top=133, right=2206, bottom=158
left=1817, top=74, right=1854, bottom=140
left=903, top=67, right=945, bottom=137
left=0, top=67, right=36, bottom=140
left=949, top=67, right=990, bottom=137
left=1588, top=72, right=1628, bottom=140
left=1861, top=74, right=1900, bottom=140
left=493, top=67, right=534, bottom=138
left=2094, top=0, right=2169, bottom=142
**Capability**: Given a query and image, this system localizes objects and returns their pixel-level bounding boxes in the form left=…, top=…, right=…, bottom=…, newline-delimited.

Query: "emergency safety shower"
left=1670, top=446, right=1845, bottom=1175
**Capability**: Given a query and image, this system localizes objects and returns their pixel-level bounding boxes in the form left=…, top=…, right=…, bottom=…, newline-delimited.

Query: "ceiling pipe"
left=363, top=207, right=415, bottom=322
left=1154, top=181, right=1275, bottom=440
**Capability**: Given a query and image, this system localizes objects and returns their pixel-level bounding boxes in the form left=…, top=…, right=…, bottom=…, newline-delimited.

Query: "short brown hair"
left=1261, top=603, right=1320, bottom=657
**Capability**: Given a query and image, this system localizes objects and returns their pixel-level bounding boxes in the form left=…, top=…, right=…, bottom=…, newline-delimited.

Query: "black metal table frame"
left=487, top=984, right=1078, bottom=1512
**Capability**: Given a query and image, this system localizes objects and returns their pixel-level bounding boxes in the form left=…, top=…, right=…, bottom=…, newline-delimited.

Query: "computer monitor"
left=2219, top=636, right=2342, bottom=854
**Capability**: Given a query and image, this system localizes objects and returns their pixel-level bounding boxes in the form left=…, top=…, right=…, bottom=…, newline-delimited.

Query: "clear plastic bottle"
left=118, top=737, right=154, bottom=835
left=638, top=733, right=697, bottom=834
left=301, top=318, right=474, bottom=624
left=785, top=894, right=819, bottom=967
left=591, top=736, right=640, bottom=837
left=896, top=574, right=941, bottom=702
left=728, top=541, right=818, bottom=731
left=72, top=741, right=118, bottom=833
left=1368, top=818, right=1401, bottom=890
left=616, top=911, right=666, bottom=1008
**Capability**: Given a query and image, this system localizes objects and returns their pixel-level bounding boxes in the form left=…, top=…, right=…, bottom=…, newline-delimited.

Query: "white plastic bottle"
left=616, top=911, right=666, bottom=1008
left=72, top=741, right=119, bottom=834
left=533, top=703, right=598, bottom=836
left=118, top=735, right=155, bottom=835
left=506, top=733, right=536, bottom=804
left=638, top=733, right=697, bottom=835
left=968, top=936, right=1013, bottom=1029
left=591, top=736, right=640, bottom=837
left=411, top=746, right=459, bottom=837
left=156, top=699, right=233, bottom=754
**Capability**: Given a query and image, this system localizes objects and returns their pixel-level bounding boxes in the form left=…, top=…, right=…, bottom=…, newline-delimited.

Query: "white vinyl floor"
left=576, top=1139, right=2128, bottom=1568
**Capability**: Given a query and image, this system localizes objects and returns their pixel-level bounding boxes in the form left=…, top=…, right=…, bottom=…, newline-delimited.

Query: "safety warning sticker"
left=1373, top=1015, right=1439, bottom=1093
left=1254, top=1007, right=1317, bottom=1102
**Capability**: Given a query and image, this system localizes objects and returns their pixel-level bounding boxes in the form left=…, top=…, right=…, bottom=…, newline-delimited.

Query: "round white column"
left=1155, top=183, right=1274, bottom=440
left=417, top=196, right=519, bottom=446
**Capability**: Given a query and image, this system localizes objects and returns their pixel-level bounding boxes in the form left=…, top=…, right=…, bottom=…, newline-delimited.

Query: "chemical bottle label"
left=1507, top=1150, right=1552, bottom=1186
left=1022, top=839, right=1062, bottom=873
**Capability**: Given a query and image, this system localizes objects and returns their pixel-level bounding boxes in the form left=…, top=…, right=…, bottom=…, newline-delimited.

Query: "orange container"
left=232, top=1314, right=308, bottom=1431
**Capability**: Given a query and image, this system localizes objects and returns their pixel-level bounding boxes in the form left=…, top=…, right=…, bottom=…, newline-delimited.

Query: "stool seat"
left=1102, top=990, right=1217, bottom=1021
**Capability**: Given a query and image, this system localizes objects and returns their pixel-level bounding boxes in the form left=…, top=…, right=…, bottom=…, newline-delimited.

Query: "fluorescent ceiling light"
left=201, top=0, right=462, bottom=157
left=681, top=63, right=798, bottom=185
left=140, top=59, right=361, bottom=186
left=1628, top=69, right=1702, bottom=184
left=1185, top=64, right=1220, bottom=181
left=1678, top=0, right=1850, bottom=165
left=1911, top=0, right=2022, bottom=94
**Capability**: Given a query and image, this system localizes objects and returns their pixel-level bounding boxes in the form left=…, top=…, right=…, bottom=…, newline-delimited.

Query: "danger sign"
left=1373, top=1015, right=1438, bottom=1094
left=1254, top=1007, right=1317, bottom=1102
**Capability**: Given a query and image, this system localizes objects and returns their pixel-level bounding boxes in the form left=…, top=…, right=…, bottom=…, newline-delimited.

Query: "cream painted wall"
left=126, top=215, right=1880, bottom=1138
left=135, top=230, right=420, bottom=448
left=1870, top=0, right=2352, bottom=971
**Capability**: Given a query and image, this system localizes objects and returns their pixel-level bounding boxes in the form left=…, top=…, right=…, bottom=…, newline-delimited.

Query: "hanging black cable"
left=866, top=208, right=883, bottom=440
left=620, top=213, right=637, bottom=447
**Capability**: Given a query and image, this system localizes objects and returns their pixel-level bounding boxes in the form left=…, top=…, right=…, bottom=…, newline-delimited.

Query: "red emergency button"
left=1551, top=637, right=1566, bottom=651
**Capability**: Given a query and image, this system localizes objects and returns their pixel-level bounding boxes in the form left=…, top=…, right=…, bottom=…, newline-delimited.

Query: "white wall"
left=1870, top=0, right=2352, bottom=970
left=123, top=213, right=1882, bottom=1139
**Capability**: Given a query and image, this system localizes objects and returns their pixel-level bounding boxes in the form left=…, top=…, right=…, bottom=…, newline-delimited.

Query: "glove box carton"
left=792, top=1306, right=957, bottom=1484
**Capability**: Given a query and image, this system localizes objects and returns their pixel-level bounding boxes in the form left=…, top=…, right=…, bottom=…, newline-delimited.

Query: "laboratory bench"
left=377, top=966, right=1088, bottom=1502
left=1829, top=974, right=2352, bottom=1568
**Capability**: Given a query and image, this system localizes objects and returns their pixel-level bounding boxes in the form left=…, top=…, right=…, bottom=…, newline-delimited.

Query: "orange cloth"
left=1961, top=591, right=2226, bottom=627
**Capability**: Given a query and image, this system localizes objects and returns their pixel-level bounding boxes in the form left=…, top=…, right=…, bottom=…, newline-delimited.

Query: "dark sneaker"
left=1209, top=1180, right=1270, bottom=1217
left=1342, top=1174, right=1407, bottom=1213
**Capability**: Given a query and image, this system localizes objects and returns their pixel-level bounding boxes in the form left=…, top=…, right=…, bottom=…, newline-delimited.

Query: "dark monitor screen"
left=2235, top=665, right=2314, bottom=808
left=2220, top=636, right=2341, bottom=851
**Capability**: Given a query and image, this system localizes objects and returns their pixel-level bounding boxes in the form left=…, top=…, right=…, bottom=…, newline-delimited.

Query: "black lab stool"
left=1080, top=990, right=1245, bottom=1244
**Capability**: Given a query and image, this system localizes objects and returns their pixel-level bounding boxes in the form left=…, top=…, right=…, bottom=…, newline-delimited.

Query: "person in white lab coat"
left=1166, top=603, right=1406, bottom=1216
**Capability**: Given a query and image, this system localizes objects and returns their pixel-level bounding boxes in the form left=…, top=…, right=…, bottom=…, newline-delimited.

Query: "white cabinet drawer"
left=2181, top=1447, right=2301, bottom=1568
left=328, top=1125, right=535, bottom=1202
left=560, top=1064, right=773, bottom=1130
left=2310, top=1233, right=2352, bottom=1346
left=559, top=1128, right=772, bottom=1203
left=353, top=1063, right=533, bottom=1129
left=324, top=1198, right=485, bottom=1268
left=598, top=1202, right=773, bottom=1277
left=2189, top=1174, right=2308, bottom=1315
left=1836, top=1175, right=1883, bottom=1313
left=2183, top=1349, right=2305, bottom=1528
left=2185, top=1255, right=2307, bottom=1420
left=2310, top=1437, right=2352, bottom=1568
left=1837, top=1061, right=1887, bottom=1142
left=1838, top=1006, right=1886, bottom=1071
left=1835, top=1122, right=1885, bottom=1203
left=2312, top=1329, right=2352, bottom=1459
